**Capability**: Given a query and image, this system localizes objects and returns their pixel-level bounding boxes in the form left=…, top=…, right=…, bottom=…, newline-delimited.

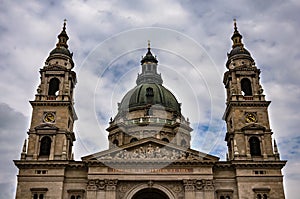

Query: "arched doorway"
left=132, top=188, right=169, bottom=199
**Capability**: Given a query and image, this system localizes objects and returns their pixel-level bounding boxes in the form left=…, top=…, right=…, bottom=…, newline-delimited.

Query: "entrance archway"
left=132, top=188, right=169, bottom=199
left=125, top=184, right=175, bottom=199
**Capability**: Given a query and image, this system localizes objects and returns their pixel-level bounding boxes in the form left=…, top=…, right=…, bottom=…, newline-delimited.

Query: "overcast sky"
left=0, top=0, right=300, bottom=198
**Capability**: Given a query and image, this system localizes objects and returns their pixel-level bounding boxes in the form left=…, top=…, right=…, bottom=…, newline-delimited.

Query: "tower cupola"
left=226, top=19, right=254, bottom=68
left=46, top=20, right=74, bottom=68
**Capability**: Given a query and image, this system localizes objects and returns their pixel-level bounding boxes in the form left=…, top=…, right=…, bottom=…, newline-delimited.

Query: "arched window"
left=39, top=136, right=51, bottom=156
left=241, top=78, right=252, bottom=96
left=112, top=139, right=119, bottom=146
left=130, top=138, right=138, bottom=143
left=70, top=194, right=82, bottom=199
left=181, top=139, right=187, bottom=147
left=146, top=87, right=154, bottom=97
left=257, top=194, right=262, bottom=199
left=33, top=193, right=44, bottom=199
left=162, top=138, right=169, bottom=143
left=249, top=136, right=261, bottom=156
left=263, top=194, right=268, bottom=199
left=48, top=78, right=60, bottom=96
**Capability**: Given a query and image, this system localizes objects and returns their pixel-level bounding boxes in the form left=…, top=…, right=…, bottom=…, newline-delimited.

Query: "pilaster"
left=183, top=179, right=195, bottom=199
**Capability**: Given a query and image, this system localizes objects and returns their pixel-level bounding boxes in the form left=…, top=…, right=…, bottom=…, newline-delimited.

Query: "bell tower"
left=223, top=20, right=280, bottom=161
left=21, top=20, right=77, bottom=161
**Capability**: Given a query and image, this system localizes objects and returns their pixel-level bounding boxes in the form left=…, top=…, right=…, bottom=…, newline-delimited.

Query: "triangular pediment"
left=34, top=123, right=58, bottom=130
left=82, top=137, right=219, bottom=162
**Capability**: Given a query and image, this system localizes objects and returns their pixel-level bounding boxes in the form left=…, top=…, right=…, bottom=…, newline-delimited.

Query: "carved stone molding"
left=183, top=179, right=214, bottom=192
left=87, top=179, right=118, bottom=191
left=98, top=180, right=106, bottom=190
left=183, top=179, right=196, bottom=192
left=106, top=179, right=118, bottom=191
left=98, top=144, right=202, bottom=161
left=87, top=180, right=97, bottom=191
left=168, top=183, right=183, bottom=193
left=195, top=180, right=204, bottom=191
left=203, top=179, right=214, bottom=191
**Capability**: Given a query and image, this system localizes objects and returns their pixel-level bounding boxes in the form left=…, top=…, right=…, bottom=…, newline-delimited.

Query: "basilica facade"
left=14, top=20, right=286, bottom=199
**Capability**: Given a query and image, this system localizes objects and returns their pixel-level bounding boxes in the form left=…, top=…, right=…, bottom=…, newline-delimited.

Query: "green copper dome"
left=118, top=45, right=181, bottom=115
left=119, top=83, right=181, bottom=114
left=49, top=46, right=72, bottom=57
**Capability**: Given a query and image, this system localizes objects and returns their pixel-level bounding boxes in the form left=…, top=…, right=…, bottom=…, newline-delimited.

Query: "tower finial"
left=63, top=19, right=67, bottom=30
left=148, top=40, right=151, bottom=49
left=231, top=19, right=243, bottom=49
left=55, top=19, right=69, bottom=48
left=233, top=18, right=237, bottom=31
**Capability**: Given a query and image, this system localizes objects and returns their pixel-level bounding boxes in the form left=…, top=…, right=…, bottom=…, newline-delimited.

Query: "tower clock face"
left=43, top=112, right=55, bottom=123
left=245, top=112, right=257, bottom=123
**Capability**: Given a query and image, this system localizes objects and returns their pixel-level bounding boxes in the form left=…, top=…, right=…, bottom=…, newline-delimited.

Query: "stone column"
left=252, top=76, right=257, bottom=95
left=261, top=135, right=268, bottom=159
left=245, top=135, right=251, bottom=158
left=86, top=180, right=97, bottom=199
left=105, top=179, right=118, bottom=199
left=183, top=179, right=196, bottom=199
left=203, top=180, right=214, bottom=199
left=96, top=180, right=106, bottom=199
left=33, top=135, right=39, bottom=160
left=237, top=77, right=241, bottom=95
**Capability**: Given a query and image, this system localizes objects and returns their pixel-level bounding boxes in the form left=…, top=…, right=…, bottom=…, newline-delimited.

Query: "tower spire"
left=46, top=19, right=74, bottom=67
left=226, top=19, right=253, bottom=68
left=56, top=19, right=69, bottom=49
left=231, top=19, right=244, bottom=49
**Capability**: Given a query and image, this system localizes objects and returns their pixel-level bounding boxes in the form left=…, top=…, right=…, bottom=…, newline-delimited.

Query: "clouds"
left=0, top=103, right=28, bottom=198
left=0, top=0, right=300, bottom=198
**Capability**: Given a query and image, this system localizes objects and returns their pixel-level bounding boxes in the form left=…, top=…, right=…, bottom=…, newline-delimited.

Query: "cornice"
left=223, top=100, right=271, bottom=120
left=13, top=160, right=83, bottom=169
left=30, top=100, right=73, bottom=106
left=214, top=160, right=286, bottom=169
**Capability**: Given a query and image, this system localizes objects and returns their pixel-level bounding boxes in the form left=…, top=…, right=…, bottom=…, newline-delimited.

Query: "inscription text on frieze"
left=108, top=168, right=193, bottom=173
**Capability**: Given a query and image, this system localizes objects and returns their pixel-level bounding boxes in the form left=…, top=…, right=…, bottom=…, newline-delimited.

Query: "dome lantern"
left=136, top=42, right=163, bottom=85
